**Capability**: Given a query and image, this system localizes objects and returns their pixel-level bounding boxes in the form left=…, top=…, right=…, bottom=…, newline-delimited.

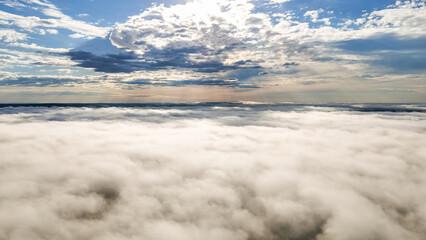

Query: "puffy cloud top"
left=110, top=0, right=270, bottom=54
left=1, top=104, right=426, bottom=239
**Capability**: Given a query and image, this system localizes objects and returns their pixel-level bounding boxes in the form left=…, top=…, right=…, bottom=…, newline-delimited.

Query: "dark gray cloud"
left=66, top=38, right=262, bottom=75
left=66, top=50, right=148, bottom=73
left=120, top=79, right=259, bottom=88
left=0, top=76, right=83, bottom=87
left=299, top=80, right=326, bottom=85
left=282, top=62, right=299, bottom=67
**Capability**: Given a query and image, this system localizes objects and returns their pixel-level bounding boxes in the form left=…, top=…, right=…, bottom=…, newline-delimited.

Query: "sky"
left=0, top=0, right=425, bottom=103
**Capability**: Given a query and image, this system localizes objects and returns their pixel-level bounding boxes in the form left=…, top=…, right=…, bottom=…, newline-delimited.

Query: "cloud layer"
left=1, top=105, right=426, bottom=240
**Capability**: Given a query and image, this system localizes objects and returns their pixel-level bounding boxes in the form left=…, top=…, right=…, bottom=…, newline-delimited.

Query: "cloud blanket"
left=0, top=104, right=425, bottom=240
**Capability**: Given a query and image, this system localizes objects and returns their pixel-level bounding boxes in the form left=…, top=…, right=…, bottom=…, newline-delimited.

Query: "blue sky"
left=0, top=0, right=425, bottom=103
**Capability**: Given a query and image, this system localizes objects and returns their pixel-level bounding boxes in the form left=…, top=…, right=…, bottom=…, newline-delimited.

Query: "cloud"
left=68, top=33, right=86, bottom=39
left=302, top=9, right=332, bottom=27
left=119, top=79, right=259, bottom=88
left=0, top=76, right=83, bottom=87
left=8, top=42, right=70, bottom=53
left=0, top=48, right=76, bottom=68
left=62, top=0, right=306, bottom=85
left=0, top=105, right=426, bottom=239
left=108, top=0, right=279, bottom=75
left=303, top=8, right=324, bottom=22
left=66, top=37, right=262, bottom=77
left=66, top=50, right=149, bottom=73
left=0, top=0, right=26, bottom=8
left=282, top=62, right=299, bottom=67
left=46, top=28, right=57, bottom=34
left=92, top=0, right=426, bottom=84
left=110, top=0, right=267, bottom=54
left=0, top=0, right=109, bottom=38
left=359, top=0, right=426, bottom=36
left=267, top=0, right=291, bottom=4
left=0, top=28, right=27, bottom=42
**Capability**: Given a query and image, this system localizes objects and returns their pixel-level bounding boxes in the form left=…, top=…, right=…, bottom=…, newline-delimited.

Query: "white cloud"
left=303, top=8, right=324, bottom=22
left=0, top=105, right=425, bottom=239
left=25, top=0, right=57, bottom=9
left=288, top=0, right=426, bottom=42
left=110, top=0, right=273, bottom=54
left=69, top=33, right=86, bottom=39
left=46, top=28, right=58, bottom=34
left=0, top=0, right=26, bottom=8
left=0, top=0, right=109, bottom=38
left=267, top=0, right=291, bottom=4
left=360, top=0, right=426, bottom=36
left=112, top=0, right=426, bottom=49
left=8, top=42, right=70, bottom=53
left=108, top=0, right=305, bottom=82
left=303, top=9, right=331, bottom=25
left=0, top=28, right=27, bottom=42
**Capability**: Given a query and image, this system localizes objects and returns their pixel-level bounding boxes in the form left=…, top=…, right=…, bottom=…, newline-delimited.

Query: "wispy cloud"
left=0, top=0, right=109, bottom=39
left=8, top=42, right=70, bottom=53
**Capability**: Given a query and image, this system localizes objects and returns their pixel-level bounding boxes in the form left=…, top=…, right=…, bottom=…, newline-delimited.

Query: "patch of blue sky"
left=49, top=0, right=182, bottom=26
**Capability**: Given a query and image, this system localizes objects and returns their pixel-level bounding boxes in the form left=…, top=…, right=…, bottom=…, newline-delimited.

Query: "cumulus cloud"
left=108, top=0, right=287, bottom=76
left=110, top=0, right=269, bottom=54
left=75, top=0, right=425, bottom=86
left=0, top=105, right=425, bottom=240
